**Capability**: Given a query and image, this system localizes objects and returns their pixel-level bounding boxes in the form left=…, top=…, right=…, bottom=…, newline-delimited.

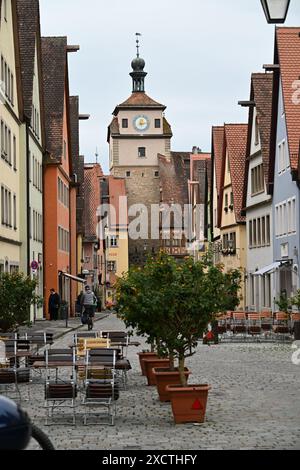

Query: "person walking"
left=48, top=289, right=61, bottom=321
left=81, top=286, right=97, bottom=330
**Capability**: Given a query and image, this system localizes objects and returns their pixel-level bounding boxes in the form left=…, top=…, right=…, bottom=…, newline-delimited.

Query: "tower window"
left=138, top=147, right=146, bottom=158
left=126, top=171, right=131, bottom=178
left=122, top=119, right=128, bottom=129
left=155, top=119, right=161, bottom=129
left=154, top=171, right=159, bottom=178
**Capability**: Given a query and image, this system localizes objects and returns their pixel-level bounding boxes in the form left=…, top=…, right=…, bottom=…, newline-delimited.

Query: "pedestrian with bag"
left=81, top=285, right=97, bottom=330
left=48, top=289, right=61, bottom=321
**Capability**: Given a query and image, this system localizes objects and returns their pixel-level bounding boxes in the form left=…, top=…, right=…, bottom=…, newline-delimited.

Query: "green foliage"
left=0, top=272, right=40, bottom=332
left=290, top=289, right=300, bottom=312
left=116, top=252, right=242, bottom=384
left=275, top=293, right=291, bottom=314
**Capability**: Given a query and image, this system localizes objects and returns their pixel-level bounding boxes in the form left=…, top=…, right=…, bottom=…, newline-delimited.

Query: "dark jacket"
left=48, top=293, right=61, bottom=311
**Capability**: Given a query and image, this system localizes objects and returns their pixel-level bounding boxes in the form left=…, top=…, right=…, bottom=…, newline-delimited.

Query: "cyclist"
left=81, top=285, right=97, bottom=330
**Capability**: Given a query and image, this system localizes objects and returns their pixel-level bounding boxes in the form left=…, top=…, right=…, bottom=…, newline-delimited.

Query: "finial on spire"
left=135, top=32, right=141, bottom=58
left=95, top=147, right=99, bottom=164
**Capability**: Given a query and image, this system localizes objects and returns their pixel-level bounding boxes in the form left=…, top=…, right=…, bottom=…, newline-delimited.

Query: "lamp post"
left=260, top=0, right=291, bottom=23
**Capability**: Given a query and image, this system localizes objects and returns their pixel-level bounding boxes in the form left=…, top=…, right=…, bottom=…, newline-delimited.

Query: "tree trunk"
left=169, top=352, right=175, bottom=371
left=178, top=355, right=187, bottom=387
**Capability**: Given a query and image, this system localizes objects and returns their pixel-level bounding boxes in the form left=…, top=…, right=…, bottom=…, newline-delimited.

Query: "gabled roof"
left=84, top=163, right=103, bottom=241
left=275, top=27, right=300, bottom=174
left=218, top=124, right=248, bottom=226
left=69, top=96, right=79, bottom=174
left=242, top=73, right=273, bottom=209
left=41, top=36, right=68, bottom=162
left=211, top=126, right=225, bottom=197
left=113, top=92, right=166, bottom=115
left=108, top=176, right=128, bottom=228
left=158, top=153, right=189, bottom=209
left=16, top=0, right=42, bottom=122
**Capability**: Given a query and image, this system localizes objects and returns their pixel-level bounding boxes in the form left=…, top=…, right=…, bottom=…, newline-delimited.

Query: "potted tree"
left=0, top=272, right=40, bottom=333
left=117, top=253, right=242, bottom=421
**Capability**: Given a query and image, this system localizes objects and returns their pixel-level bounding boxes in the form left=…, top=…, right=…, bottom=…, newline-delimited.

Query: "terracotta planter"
left=143, top=358, right=170, bottom=386
left=153, top=367, right=191, bottom=402
left=166, top=384, right=211, bottom=424
left=138, top=352, right=159, bottom=376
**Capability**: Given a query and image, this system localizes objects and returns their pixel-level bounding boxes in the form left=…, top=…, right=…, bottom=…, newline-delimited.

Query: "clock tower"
left=108, top=39, right=173, bottom=266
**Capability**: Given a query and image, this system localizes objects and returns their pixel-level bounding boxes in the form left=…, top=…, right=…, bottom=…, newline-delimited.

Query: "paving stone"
left=3, top=313, right=299, bottom=450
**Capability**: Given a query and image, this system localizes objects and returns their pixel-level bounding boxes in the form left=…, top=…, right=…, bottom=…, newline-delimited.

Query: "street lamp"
left=260, top=0, right=291, bottom=23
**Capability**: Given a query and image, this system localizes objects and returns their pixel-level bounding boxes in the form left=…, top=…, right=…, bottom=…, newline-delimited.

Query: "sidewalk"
left=18, top=312, right=110, bottom=340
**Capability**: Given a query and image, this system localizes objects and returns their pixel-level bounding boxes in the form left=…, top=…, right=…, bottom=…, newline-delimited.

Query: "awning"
left=253, top=262, right=281, bottom=276
left=59, top=272, right=85, bottom=283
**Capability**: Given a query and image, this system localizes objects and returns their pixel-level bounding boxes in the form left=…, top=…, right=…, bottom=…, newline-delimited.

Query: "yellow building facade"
left=0, top=0, right=22, bottom=274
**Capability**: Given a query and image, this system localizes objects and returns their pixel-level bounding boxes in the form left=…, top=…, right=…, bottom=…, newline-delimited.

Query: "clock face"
left=134, top=115, right=150, bottom=132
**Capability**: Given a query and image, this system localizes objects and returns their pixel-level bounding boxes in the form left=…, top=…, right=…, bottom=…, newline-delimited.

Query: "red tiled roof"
left=219, top=124, right=248, bottom=225
left=108, top=176, right=128, bottom=228
left=16, top=0, right=41, bottom=121
left=84, top=164, right=103, bottom=241
left=41, top=36, right=67, bottom=161
left=158, top=153, right=189, bottom=208
left=242, top=73, right=273, bottom=209
left=212, top=126, right=225, bottom=197
left=116, top=92, right=165, bottom=109
left=276, top=27, right=300, bottom=172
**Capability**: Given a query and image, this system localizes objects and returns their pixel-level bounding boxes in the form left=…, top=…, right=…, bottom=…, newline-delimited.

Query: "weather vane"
left=135, top=32, right=142, bottom=58
left=95, top=147, right=99, bottom=164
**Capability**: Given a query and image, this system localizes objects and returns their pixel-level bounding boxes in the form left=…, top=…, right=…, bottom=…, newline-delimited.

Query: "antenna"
left=135, top=32, right=142, bottom=58
left=95, top=147, right=99, bottom=164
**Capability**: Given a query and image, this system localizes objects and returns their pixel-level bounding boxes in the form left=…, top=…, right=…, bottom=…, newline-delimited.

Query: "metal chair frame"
left=82, top=349, right=118, bottom=426
left=44, top=349, right=77, bottom=426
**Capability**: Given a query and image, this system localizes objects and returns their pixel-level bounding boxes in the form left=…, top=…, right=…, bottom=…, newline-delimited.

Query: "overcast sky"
left=39, top=0, right=299, bottom=173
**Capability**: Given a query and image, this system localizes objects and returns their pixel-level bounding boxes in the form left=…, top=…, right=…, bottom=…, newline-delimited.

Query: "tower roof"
left=113, top=92, right=166, bottom=115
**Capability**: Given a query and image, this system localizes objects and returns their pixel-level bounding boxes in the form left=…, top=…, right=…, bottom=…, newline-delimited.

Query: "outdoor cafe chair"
left=82, top=349, right=119, bottom=426
left=232, top=312, right=248, bottom=337
left=247, top=313, right=262, bottom=338
left=273, top=312, right=290, bottom=339
left=44, top=348, right=77, bottom=426
left=260, top=310, right=274, bottom=335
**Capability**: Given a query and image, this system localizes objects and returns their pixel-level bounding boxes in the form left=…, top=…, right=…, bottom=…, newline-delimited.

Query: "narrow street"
left=22, top=314, right=300, bottom=450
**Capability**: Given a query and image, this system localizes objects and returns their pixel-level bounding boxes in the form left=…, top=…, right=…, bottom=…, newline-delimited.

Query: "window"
left=13, top=135, right=16, bottom=170
left=224, top=193, right=228, bottom=210
left=278, top=140, right=289, bottom=173
left=230, top=192, right=234, bottom=209
left=261, top=217, right=266, bottom=246
left=266, top=215, right=270, bottom=245
left=138, top=147, right=146, bottom=158
left=107, top=261, right=117, bottom=272
left=13, top=194, right=16, bottom=230
left=276, top=200, right=295, bottom=238
left=58, top=226, right=70, bottom=252
left=110, top=235, right=118, bottom=248
left=249, top=220, right=253, bottom=247
left=122, top=119, right=128, bottom=129
left=155, top=119, right=161, bottom=129
left=251, top=164, right=264, bottom=194
left=257, top=218, right=261, bottom=246
left=154, top=171, right=159, bottom=178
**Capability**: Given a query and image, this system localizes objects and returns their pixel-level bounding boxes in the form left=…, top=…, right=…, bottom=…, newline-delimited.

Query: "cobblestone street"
left=17, top=314, right=300, bottom=450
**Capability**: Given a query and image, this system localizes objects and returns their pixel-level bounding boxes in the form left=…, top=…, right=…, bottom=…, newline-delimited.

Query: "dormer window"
left=155, top=119, right=161, bottom=129
left=122, top=119, right=128, bottom=129
left=138, top=147, right=146, bottom=158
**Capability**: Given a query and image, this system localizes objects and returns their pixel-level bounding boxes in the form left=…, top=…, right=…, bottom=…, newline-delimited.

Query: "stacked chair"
left=44, top=349, right=77, bottom=426
left=82, top=348, right=119, bottom=426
